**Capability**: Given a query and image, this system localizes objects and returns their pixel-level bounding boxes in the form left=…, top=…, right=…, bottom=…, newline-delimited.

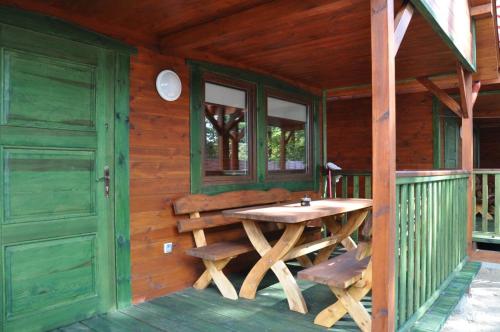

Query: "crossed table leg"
left=239, top=221, right=308, bottom=313
left=239, top=209, right=370, bottom=314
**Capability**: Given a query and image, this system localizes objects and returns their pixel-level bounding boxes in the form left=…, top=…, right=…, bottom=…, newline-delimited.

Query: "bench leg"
left=202, top=259, right=238, bottom=300
left=240, top=221, right=308, bottom=313
left=296, top=255, right=313, bottom=268
left=314, top=282, right=371, bottom=328
left=330, top=287, right=371, bottom=332
left=315, top=261, right=372, bottom=329
left=193, top=258, right=232, bottom=290
left=341, top=236, right=358, bottom=251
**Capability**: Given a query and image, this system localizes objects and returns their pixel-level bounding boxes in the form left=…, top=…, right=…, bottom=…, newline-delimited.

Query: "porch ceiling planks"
left=158, top=0, right=458, bottom=89
left=2, top=0, right=493, bottom=91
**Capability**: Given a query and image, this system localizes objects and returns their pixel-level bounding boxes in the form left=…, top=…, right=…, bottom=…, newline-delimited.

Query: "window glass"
left=266, top=97, right=308, bottom=174
left=203, top=82, right=249, bottom=177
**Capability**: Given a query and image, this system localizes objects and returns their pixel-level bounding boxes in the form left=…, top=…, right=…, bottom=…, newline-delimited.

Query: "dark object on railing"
left=301, top=195, right=311, bottom=206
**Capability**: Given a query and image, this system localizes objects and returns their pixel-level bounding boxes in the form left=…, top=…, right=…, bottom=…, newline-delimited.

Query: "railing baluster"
left=422, top=182, right=429, bottom=303
left=365, top=175, right=372, bottom=198
left=483, top=174, right=488, bottom=233
left=353, top=176, right=359, bottom=198
left=399, top=184, right=408, bottom=325
left=415, top=183, right=421, bottom=310
left=495, top=175, right=500, bottom=236
left=407, top=184, right=415, bottom=316
left=473, top=174, right=476, bottom=232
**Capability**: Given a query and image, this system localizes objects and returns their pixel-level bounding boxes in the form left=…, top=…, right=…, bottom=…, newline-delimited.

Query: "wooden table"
left=223, top=198, right=372, bottom=314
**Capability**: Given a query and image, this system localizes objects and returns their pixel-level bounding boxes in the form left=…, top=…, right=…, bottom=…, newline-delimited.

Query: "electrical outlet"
left=163, top=242, right=173, bottom=254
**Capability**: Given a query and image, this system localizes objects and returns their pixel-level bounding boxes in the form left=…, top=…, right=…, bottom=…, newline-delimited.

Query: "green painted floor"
left=54, top=260, right=480, bottom=332
left=55, top=261, right=366, bottom=332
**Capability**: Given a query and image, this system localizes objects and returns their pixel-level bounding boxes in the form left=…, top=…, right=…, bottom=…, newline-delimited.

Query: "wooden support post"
left=371, top=0, right=396, bottom=330
left=457, top=64, right=479, bottom=255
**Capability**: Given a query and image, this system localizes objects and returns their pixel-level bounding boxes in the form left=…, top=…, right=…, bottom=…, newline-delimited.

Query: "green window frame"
left=189, top=60, right=320, bottom=194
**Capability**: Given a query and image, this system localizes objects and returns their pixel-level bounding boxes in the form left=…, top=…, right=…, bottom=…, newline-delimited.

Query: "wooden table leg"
left=315, top=209, right=369, bottom=265
left=240, top=220, right=308, bottom=313
left=314, top=216, right=342, bottom=264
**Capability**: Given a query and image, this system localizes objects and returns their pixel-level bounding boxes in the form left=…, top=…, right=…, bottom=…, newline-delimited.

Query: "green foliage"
left=267, top=126, right=305, bottom=162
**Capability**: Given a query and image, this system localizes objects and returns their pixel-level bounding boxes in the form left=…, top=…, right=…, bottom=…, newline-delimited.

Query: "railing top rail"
left=473, top=169, right=500, bottom=174
left=396, top=170, right=469, bottom=177
left=396, top=170, right=469, bottom=184
left=330, top=170, right=372, bottom=175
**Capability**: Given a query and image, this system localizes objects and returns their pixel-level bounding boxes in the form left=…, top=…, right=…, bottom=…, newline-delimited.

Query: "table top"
left=222, top=198, right=372, bottom=224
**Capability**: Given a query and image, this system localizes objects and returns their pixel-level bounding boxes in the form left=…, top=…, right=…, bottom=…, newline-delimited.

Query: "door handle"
left=97, top=166, right=111, bottom=198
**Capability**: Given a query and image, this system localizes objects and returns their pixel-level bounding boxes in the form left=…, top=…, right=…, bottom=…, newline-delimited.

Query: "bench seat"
left=297, top=249, right=370, bottom=289
left=187, top=227, right=321, bottom=261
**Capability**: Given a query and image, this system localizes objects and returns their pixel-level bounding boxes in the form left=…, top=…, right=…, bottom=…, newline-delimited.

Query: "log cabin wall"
left=479, top=127, right=500, bottom=168
left=128, top=47, right=197, bottom=302
left=0, top=3, right=324, bottom=304
left=327, top=92, right=434, bottom=170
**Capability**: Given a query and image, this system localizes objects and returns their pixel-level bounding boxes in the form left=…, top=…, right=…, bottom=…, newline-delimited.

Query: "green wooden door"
left=0, top=25, right=115, bottom=331
left=444, top=116, right=459, bottom=169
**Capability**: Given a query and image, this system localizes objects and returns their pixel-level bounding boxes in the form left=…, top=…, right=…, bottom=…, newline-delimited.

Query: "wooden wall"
left=129, top=47, right=199, bottom=302
left=327, top=92, right=434, bottom=170
left=479, top=127, right=500, bottom=168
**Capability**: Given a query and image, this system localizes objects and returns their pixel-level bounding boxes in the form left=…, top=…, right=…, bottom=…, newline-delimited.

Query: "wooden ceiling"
left=160, top=0, right=458, bottom=89
left=474, top=89, right=500, bottom=128
left=0, top=0, right=495, bottom=92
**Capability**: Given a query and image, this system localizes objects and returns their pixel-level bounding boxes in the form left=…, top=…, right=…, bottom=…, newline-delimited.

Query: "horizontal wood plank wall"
left=129, top=48, right=321, bottom=303
left=327, top=92, right=434, bottom=170
left=129, top=47, right=195, bottom=302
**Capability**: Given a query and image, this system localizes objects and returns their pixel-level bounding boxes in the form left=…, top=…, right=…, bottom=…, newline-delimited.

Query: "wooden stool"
left=298, top=218, right=373, bottom=331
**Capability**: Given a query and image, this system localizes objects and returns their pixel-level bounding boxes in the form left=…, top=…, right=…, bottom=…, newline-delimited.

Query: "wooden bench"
left=298, top=215, right=373, bottom=332
left=174, top=188, right=320, bottom=300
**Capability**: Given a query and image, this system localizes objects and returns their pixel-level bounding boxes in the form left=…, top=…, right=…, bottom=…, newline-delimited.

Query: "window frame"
left=189, top=60, right=320, bottom=194
left=201, top=72, right=257, bottom=186
left=264, top=88, right=313, bottom=182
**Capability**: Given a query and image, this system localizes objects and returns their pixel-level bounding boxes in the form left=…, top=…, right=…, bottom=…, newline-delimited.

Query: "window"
left=190, top=61, right=319, bottom=194
left=266, top=94, right=311, bottom=178
left=202, top=75, right=255, bottom=183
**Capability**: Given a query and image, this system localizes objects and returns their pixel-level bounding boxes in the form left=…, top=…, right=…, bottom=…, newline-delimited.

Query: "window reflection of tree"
left=204, top=103, right=247, bottom=175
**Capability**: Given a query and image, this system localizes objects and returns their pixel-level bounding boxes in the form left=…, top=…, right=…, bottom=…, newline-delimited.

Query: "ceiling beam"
left=159, top=0, right=351, bottom=52
left=394, top=1, right=414, bottom=55
left=326, top=75, right=500, bottom=100
left=470, top=3, right=493, bottom=19
left=416, top=76, right=463, bottom=117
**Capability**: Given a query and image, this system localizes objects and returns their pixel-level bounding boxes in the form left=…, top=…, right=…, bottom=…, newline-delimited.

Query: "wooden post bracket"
left=416, top=77, right=463, bottom=117
left=394, top=1, right=414, bottom=55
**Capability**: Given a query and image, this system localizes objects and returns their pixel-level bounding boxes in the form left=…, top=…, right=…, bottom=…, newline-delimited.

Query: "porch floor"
left=54, top=261, right=367, bottom=332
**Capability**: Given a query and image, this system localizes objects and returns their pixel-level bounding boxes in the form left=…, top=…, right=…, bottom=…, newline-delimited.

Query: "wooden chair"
left=174, top=188, right=320, bottom=300
left=298, top=216, right=373, bottom=332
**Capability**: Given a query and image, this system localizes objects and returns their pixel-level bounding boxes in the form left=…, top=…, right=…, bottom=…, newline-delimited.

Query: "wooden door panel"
left=4, top=235, right=97, bottom=318
left=3, top=148, right=96, bottom=223
left=2, top=49, right=96, bottom=130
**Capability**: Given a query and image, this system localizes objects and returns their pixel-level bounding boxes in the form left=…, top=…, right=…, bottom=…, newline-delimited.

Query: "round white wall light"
left=156, top=70, right=182, bottom=101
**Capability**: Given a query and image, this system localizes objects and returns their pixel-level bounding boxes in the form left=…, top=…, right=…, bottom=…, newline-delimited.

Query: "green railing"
left=330, top=170, right=372, bottom=199
left=473, top=169, right=500, bottom=244
left=395, top=171, right=469, bottom=330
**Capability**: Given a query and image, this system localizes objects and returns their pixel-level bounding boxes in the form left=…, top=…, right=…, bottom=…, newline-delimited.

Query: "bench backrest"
left=174, top=188, right=292, bottom=234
